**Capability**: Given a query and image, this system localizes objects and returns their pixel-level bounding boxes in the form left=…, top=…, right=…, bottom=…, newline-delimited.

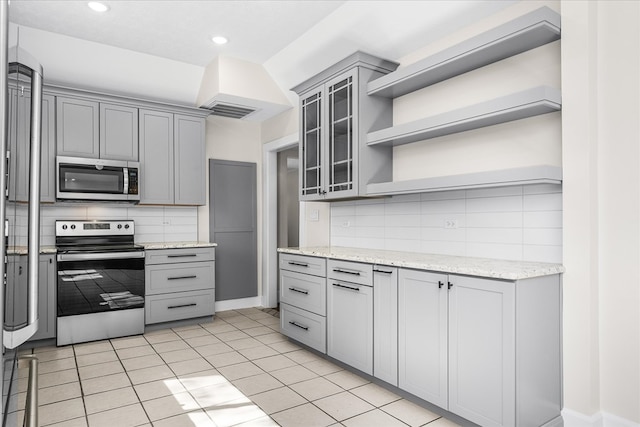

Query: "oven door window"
left=57, top=257, right=144, bottom=316
left=59, top=164, right=124, bottom=194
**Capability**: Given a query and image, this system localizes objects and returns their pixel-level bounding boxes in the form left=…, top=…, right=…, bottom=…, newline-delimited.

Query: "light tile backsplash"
left=11, top=204, right=198, bottom=247
left=330, top=184, right=563, bottom=263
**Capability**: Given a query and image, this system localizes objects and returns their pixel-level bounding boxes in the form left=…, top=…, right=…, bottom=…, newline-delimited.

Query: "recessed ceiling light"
left=211, top=36, right=228, bottom=45
left=88, top=2, right=110, bottom=12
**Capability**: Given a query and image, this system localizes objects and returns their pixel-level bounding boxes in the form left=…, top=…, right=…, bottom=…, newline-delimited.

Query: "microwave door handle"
left=123, top=167, right=129, bottom=194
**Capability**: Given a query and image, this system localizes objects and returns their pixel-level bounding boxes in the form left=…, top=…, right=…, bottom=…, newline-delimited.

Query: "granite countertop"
left=278, top=246, right=565, bottom=281
left=141, top=241, right=217, bottom=250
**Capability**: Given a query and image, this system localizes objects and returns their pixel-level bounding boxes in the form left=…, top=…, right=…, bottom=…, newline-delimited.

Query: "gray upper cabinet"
left=56, top=96, right=100, bottom=158
left=139, top=109, right=174, bottom=204
left=174, top=114, right=206, bottom=205
left=8, top=90, right=55, bottom=202
left=293, top=52, right=398, bottom=201
left=139, top=110, right=206, bottom=206
left=100, top=103, right=139, bottom=161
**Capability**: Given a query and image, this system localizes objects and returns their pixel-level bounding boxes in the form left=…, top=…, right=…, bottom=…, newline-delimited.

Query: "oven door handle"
left=57, top=251, right=146, bottom=262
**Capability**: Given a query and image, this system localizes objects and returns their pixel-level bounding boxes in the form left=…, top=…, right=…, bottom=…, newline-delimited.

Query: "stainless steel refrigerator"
left=1, top=0, right=44, bottom=425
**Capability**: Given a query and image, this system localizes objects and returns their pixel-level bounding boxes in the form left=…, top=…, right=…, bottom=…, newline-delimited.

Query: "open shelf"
left=366, top=165, right=562, bottom=196
left=366, top=86, right=561, bottom=147
left=367, top=6, right=561, bottom=98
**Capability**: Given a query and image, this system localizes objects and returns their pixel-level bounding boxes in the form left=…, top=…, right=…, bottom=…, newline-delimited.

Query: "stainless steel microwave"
left=56, top=156, right=140, bottom=202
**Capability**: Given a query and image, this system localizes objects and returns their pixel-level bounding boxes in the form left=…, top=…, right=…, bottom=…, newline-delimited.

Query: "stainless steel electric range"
left=55, top=220, right=145, bottom=346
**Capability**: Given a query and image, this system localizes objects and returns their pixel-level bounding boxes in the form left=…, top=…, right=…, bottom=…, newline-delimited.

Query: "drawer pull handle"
left=333, top=283, right=360, bottom=292
left=333, top=268, right=361, bottom=276
left=167, top=303, right=197, bottom=309
left=167, top=254, right=198, bottom=258
left=289, top=321, right=309, bottom=331
left=288, top=287, right=309, bottom=295
left=373, top=269, right=393, bottom=274
left=167, top=275, right=197, bottom=280
left=288, top=261, right=309, bottom=267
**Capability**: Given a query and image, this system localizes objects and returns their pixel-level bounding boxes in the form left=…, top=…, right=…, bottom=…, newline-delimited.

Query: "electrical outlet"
left=342, top=221, right=351, bottom=228
left=310, top=209, right=319, bottom=222
left=444, top=219, right=459, bottom=229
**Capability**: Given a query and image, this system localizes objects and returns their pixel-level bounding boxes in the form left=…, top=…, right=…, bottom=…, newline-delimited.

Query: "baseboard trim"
left=214, top=296, right=262, bottom=312
left=563, top=409, right=640, bottom=427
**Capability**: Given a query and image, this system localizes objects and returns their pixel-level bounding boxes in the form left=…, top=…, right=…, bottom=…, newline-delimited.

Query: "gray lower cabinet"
left=145, top=247, right=215, bottom=325
left=30, top=255, right=56, bottom=341
left=139, top=110, right=206, bottom=205
left=373, top=265, right=398, bottom=386
left=279, top=253, right=327, bottom=353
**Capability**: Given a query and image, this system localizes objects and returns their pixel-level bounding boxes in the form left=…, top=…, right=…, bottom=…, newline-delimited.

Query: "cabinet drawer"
left=145, top=289, right=214, bottom=324
left=146, top=247, right=215, bottom=265
left=280, top=303, right=326, bottom=354
left=146, top=262, right=214, bottom=295
left=280, top=270, right=326, bottom=316
left=327, top=259, right=373, bottom=286
left=279, top=253, right=326, bottom=277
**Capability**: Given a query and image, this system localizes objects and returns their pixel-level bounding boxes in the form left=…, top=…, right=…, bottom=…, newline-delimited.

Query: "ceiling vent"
left=202, top=100, right=256, bottom=119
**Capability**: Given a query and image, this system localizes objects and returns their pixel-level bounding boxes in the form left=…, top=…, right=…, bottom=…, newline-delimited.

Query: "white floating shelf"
left=367, top=6, right=561, bottom=98
left=366, top=86, right=561, bottom=147
left=366, top=165, right=562, bottom=196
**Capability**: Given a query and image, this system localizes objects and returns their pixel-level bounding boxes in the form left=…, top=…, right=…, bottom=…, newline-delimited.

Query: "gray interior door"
left=209, top=159, right=257, bottom=301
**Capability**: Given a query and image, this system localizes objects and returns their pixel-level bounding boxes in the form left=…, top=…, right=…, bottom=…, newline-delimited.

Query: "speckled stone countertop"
left=278, top=246, right=564, bottom=281
left=8, top=246, right=57, bottom=255
left=141, top=241, right=217, bottom=250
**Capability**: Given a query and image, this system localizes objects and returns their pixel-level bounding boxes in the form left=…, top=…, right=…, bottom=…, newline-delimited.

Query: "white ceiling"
left=8, top=0, right=517, bottom=105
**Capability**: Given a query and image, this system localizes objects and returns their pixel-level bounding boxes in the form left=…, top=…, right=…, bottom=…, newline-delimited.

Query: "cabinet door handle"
left=373, top=269, right=393, bottom=274
left=448, top=281, right=453, bottom=290
left=288, top=287, right=309, bottom=295
left=167, top=275, right=197, bottom=281
left=332, top=283, right=360, bottom=292
left=167, top=254, right=198, bottom=258
left=438, top=281, right=444, bottom=289
left=288, top=261, right=309, bottom=267
left=333, top=268, right=361, bottom=276
left=289, top=321, right=309, bottom=331
left=167, top=303, right=197, bottom=309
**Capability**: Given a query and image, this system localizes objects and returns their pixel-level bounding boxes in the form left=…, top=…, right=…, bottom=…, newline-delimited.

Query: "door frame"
left=262, top=133, right=298, bottom=308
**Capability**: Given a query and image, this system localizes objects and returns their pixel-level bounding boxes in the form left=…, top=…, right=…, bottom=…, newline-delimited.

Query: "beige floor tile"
left=215, top=330, right=250, bottom=342
left=205, top=398, right=268, bottom=427
left=193, top=342, right=233, bottom=357
left=233, top=319, right=264, bottom=330
left=232, top=372, right=284, bottom=396
left=78, top=360, right=124, bottom=380
left=86, top=402, right=149, bottom=427
left=84, top=386, right=139, bottom=414
left=314, top=391, right=375, bottom=422
left=127, top=364, right=175, bottom=385
left=115, top=344, right=156, bottom=360
left=141, top=391, right=200, bottom=422
left=256, top=317, right=280, bottom=327
left=133, top=377, right=186, bottom=401
left=242, top=326, right=276, bottom=337
left=218, top=361, right=264, bottom=380
left=38, top=381, right=83, bottom=406
left=268, top=340, right=301, bottom=354
left=110, top=335, right=148, bottom=349
left=342, top=409, right=409, bottom=427
left=324, top=370, right=369, bottom=390
left=121, top=354, right=165, bottom=371
left=227, top=337, right=263, bottom=351
left=75, top=350, right=118, bottom=367
left=34, top=357, right=76, bottom=375
left=144, top=331, right=180, bottom=344
left=425, top=418, right=461, bottom=426
left=174, top=327, right=210, bottom=339
left=252, top=354, right=298, bottom=372
left=244, top=311, right=277, bottom=321
left=73, top=341, right=113, bottom=356
left=46, top=417, right=88, bottom=427
left=222, top=315, right=251, bottom=324
left=169, top=357, right=213, bottom=376
left=189, top=381, right=248, bottom=407
left=255, top=333, right=287, bottom=345
left=216, top=310, right=240, bottom=318
left=32, top=346, right=75, bottom=362
left=380, top=399, right=440, bottom=427
left=151, top=410, right=216, bottom=427
left=269, top=365, right=317, bottom=385
left=304, top=359, right=343, bottom=376
left=350, top=383, right=402, bottom=407
left=250, top=386, right=306, bottom=414
left=204, top=351, right=249, bottom=368
left=289, top=377, right=344, bottom=401
left=38, top=368, right=79, bottom=389
left=152, top=339, right=190, bottom=353
left=183, top=335, right=222, bottom=347
left=39, top=397, right=85, bottom=426
left=177, top=369, right=227, bottom=393
left=201, top=323, right=238, bottom=334
left=81, top=372, right=131, bottom=395
left=285, top=349, right=323, bottom=365
left=271, top=402, right=336, bottom=427
left=160, top=348, right=201, bottom=364
left=234, top=415, right=280, bottom=426
left=238, top=345, right=280, bottom=361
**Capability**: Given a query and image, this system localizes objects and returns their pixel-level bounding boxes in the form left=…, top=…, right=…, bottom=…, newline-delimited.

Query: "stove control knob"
left=117, top=224, right=122, bottom=229
left=62, top=224, right=67, bottom=230
left=124, top=224, right=130, bottom=229
left=70, top=224, right=76, bottom=230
